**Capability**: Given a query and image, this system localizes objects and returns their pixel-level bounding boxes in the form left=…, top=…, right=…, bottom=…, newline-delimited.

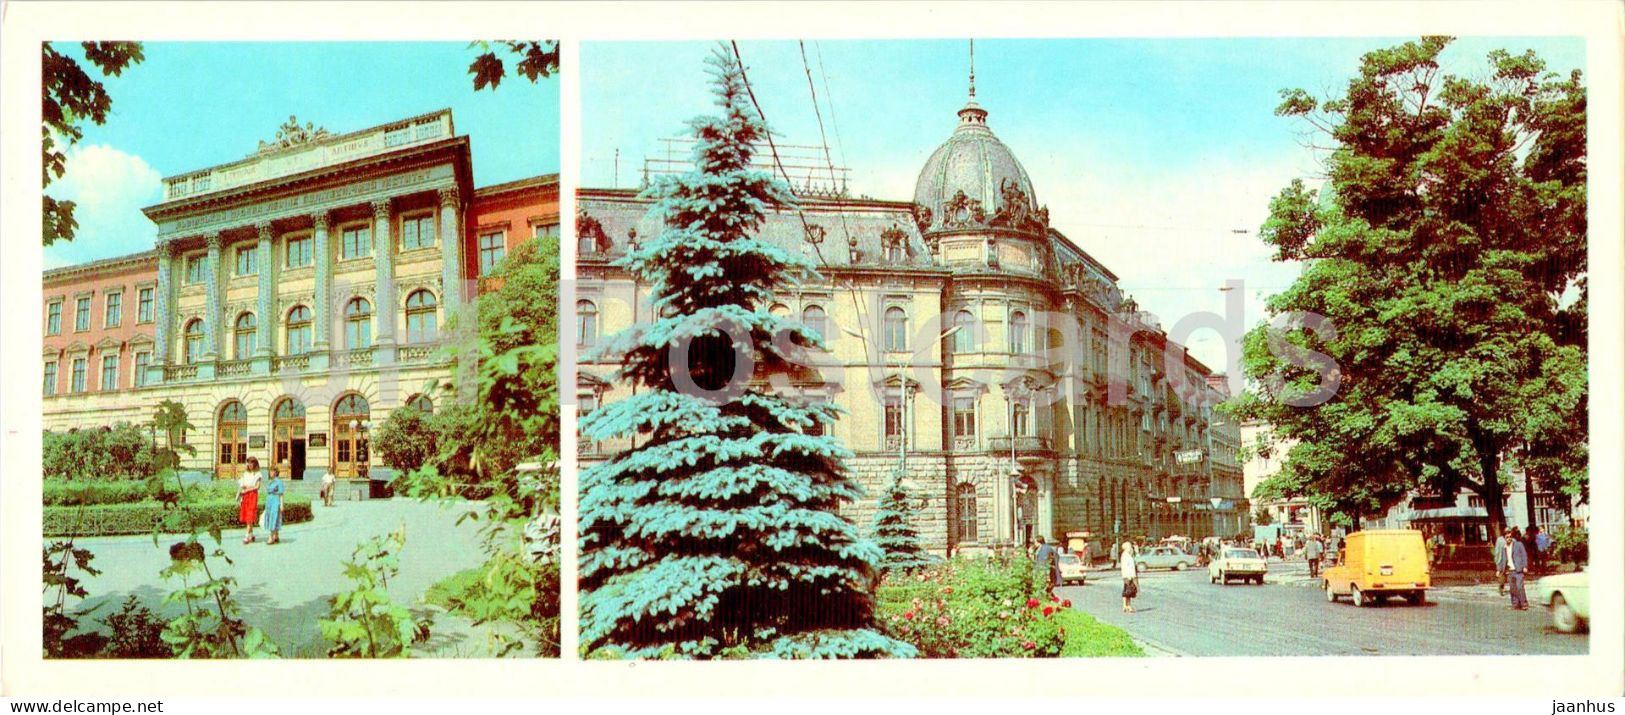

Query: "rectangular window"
left=1013, top=403, right=1030, bottom=437
left=70, top=358, right=86, bottom=393
left=401, top=215, right=436, bottom=250
left=100, top=354, right=119, bottom=391
left=479, top=231, right=507, bottom=272
left=43, top=361, right=57, bottom=396
left=235, top=245, right=258, bottom=276
left=953, top=397, right=977, bottom=438
left=74, top=297, right=91, bottom=331
left=884, top=397, right=905, bottom=439
left=286, top=236, right=313, bottom=267
left=46, top=301, right=62, bottom=336
left=184, top=255, right=205, bottom=285
left=104, top=292, right=122, bottom=328
left=138, top=288, right=154, bottom=323
left=533, top=222, right=559, bottom=241
left=134, top=352, right=150, bottom=387
left=340, top=225, right=372, bottom=259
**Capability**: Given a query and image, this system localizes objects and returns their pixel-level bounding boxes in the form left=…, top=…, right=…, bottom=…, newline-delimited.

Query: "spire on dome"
left=958, top=38, right=988, bottom=125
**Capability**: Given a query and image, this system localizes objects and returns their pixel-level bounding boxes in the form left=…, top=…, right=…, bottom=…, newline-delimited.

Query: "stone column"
left=203, top=232, right=222, bottom=362
left=438, top=186, right=463, bottom=312
left=253, top=223, right=275, bottom=374
left=312, top=212, right=332, bottom=351
left=372, top=199, right=397, bottom=357
left=152, top=240, right=174, bottom=382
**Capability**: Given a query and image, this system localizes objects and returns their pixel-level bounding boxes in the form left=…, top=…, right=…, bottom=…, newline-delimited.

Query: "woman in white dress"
left=238, top=459, right=264, bottom=544
left=1120, top=540, right=1139, bottom=613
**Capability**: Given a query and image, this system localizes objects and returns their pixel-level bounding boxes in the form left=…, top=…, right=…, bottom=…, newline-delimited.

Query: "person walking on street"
left=238, top=459, right=263, bottom=544
left=1305, top=533, right=1324, bottom=578
left=1120, top=540, right=1139, bottom=613
left=1493, top=531, right=1510, bottom=595
left=1527, top=525, right=1548, bottom=576
left=1034, top=535, right=1060, bottom=592
left=1506, top=528, right=1530, bottom=610
left=262, top=465, right=286, bottom=545
left=1109, top=540, right=1121, bottom=569
left=320, top=471, right=336, bottom=507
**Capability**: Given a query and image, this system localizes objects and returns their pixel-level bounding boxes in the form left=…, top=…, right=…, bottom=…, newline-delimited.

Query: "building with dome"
left=576, top=79, right=1246, bottom=553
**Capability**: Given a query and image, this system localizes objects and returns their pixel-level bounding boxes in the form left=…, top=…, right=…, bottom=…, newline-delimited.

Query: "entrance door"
left=217, top=401, right=248, bottom=479
left=331, top=393, right=370, bottom=479
left=272, top=397, right=307, bottom=480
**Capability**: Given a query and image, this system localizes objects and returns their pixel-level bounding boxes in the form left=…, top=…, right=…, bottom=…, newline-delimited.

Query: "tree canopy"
left=43, top=42, right=144, bottom=246
left=1232, top=37, right=1587, bottom=532
left=468, top=41, right=559, bottom=92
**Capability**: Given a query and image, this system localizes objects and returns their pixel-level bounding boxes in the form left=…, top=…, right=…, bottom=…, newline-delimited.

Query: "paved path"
left=48, top=499, right=513, bottom=657
left=1059, top=561, right=1587, bottom=657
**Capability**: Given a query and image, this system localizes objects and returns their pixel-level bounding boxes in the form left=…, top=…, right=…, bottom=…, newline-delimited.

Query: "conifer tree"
left=871, top=471, right=935, bottom=575
left=578, top=46, right=914, bottom=660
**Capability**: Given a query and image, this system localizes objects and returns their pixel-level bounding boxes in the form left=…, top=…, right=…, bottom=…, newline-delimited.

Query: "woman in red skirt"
left=238, top=457, right=264, bottom=544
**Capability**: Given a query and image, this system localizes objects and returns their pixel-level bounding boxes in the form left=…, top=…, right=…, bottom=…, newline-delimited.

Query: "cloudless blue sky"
left=45, top=42, right=558, bottom=269
left=582, top=37, right=1585, bottom=375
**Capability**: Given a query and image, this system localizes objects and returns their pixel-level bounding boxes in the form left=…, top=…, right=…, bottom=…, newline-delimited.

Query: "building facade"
left=42, top=110, right=558, bottom=494
left=578, top=88, right=1238, bottom=553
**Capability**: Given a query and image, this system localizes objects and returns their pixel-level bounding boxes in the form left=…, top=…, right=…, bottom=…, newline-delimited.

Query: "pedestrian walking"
left=262, top=465, right=286, bottom=545
left=320, top=471, right=336, bottom=507
left=1119, top=540, right=1139, bottom=613
left=1034, top=535, right=1060, bottom=591
left=1305, top=533, right=1323, bottom=578
left=1110, top=540, right=1121, bottom=567
left=1527, top=525, right=1548, bottom=576
left=1493, top=531, right=1509, bottom=595
left=238, top=459, right=263, bottom=544
left=1506, top=528, right=1530, bottom=610
left=1079, top=541, right=1092, bottom=582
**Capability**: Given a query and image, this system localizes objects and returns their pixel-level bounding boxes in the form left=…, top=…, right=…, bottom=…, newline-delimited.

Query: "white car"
left=1057, top=553, right=1089, bottom=585
left=1209, top=547, right=1268, bottom=585
left=1530, top=568, right=1589, bottom=633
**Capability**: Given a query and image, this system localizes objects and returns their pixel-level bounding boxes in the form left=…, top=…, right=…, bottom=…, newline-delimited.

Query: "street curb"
left=1265, top=574, right=1509, bottom=603
left=1131, top=635, right=1188, bottom=658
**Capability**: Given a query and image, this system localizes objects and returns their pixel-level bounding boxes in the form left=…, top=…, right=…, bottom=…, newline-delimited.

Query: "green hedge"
left=1053, top=608, right=1145, bottom=657
left=44, top=496, right=314, bottom=537
left=43, top=479, right=157, bottom=506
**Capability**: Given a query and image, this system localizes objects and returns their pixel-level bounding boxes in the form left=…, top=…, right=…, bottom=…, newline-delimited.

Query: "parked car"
left=1135, top=545, right=1199, bottom=571
left=1530, top=568, right=1589, bottom=633
left=1323, top=529, right=1430, bottom=607
left=1057, top=553, right=1088, bottom=585
left=1209, top=547, right=1267, bottom=585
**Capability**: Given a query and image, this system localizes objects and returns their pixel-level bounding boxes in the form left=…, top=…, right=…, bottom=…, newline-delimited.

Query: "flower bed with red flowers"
left=876, top=553, right=1089, bottom=658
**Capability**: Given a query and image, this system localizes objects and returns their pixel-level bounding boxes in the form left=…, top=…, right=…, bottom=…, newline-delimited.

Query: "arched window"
left=801, top=305, right=827, bottom=343
left=344, top=298, right=372, bottom=349
left=233, top=313, right=257, bottom=360
left=405, top=290, right=437, bottom=343
left=405, top=393, right=434, bottom=414
left=1009, top=310, right=1028, bottom=354
left=768, top=303, right=790, bottom=317
left=883, top=306, right=908, bottom=352
left=955, top=483, right=979, bottom=544
left=285, top=306, right=312, bottom=355
left=576, top=300, right=598, bottom=347
left=953, top=309, right=977, bottom=353
left=183, top=319, right=205, bottom=364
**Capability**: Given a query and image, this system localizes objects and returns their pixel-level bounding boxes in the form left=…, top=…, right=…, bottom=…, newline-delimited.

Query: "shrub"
left=43, top=495, right=313, bottom=537
left=320, top=529, right=432, bottom=658
left=43, top=425, right=166, bottom=481
left=373, top=407, right=438, bottom=474
left=1548, top=525, right=1588, bottom=569
left=101, top=595, right=169, bottom=658
left=876, top=554, right=1067, bottom=658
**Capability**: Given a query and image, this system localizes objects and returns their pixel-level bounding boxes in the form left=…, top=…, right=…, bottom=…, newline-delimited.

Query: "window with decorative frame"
left=339, top=224, right=373, bottom=260
left=955, top=483, right=979, bottom=544
left=43, top=361, right=57, bottom=396
left=234, top=245, right=258, bottom=276
left=286, top=235, right=313, bottom=268
left=952, top=309, right=977, bottom=352
left=70, top=358, right=87, bottom=393
left=883, top=306, right=908, bottom=352
left=234, top=313, right=257, bottom=359
left=99, top=354, right=119, bottom=391
left=883, top=395, right=905, bottom=443
left=75, top=297, right=91, bottom=331
left=285, top=306, right=312, bottom=354
left=401, top=213, right=436, bottom=250
left=1009, top=310, right=1029, bottom=354
left=478, top=230, right=507, bottom=272
left=344, top=298, right=372, bottom=349
left=104, top=292, right=122, bottom=328
left=1012, top=400, right=1030, bottom=437
left=405, top=393, right=435, bottom=414
left=184, top=255, right=205, bottom=285
left=183, top=319, right=205, bottom=364
left=952, top=396, right=977, bottom=440
left=801, top=305, right=827, bottom=343
left=47, top=301, right=62, bottom=336
left=405, top=290, right=438, bottom=342
left=134, top=352, right=150, bottom=387
left=138, top=287, right=154, bottom=323
left=576, top=300, right=598, bottom=347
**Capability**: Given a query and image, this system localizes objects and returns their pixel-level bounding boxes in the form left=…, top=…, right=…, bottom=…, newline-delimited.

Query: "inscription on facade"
left=161, top=165, right=452, bottom=235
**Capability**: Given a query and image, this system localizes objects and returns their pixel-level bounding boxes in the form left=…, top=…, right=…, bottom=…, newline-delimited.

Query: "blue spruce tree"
left=578, top=46, right=915, bottom=660
left=871, top=470, right=935, bottom=575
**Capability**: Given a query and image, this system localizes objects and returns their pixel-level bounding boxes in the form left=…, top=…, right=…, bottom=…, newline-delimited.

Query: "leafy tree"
left=468, top=41, right=558, bottom=92
left=1233, top=37, right=1587, bottom=534
left=153, top=399, right=196, bottom=468
left=872, top=472, right=935, bottom=574
left=42, top=532, right=103, bottom=658
left=320, top=529, right=432, bottom=658
left=43, top=42, right=144, bottom=246
left=372, top=406, right=438, bottom=475
left=578, top=46, right=913, bottom=660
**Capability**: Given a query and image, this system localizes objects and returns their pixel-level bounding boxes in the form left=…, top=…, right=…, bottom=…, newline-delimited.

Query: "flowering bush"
left=876, top=554, right=1067, bottom=658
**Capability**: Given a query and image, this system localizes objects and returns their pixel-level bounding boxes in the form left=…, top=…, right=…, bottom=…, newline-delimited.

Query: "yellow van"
left=1323, top=530, right=1431, bottom=607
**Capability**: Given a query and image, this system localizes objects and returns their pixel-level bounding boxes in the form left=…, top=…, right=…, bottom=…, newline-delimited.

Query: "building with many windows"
left=42, top=110, right=558, bottom=495
left=577, top=83, right=1238, bottom=553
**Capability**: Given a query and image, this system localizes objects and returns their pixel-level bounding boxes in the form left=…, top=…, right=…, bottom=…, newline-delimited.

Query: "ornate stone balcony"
left=988, top=435, right=1054, bottom=464
left=164, top=364, right=199, bottom=381
left=217, top=359, right=251, bottom=377
left=273, top=354, right=311, bottom=372
left=335, top=348, right=375, bottom=368
left=397, top=345, right=437, bottom=363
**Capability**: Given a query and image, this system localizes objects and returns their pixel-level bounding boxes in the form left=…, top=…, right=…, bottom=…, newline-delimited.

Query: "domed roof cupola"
left=912, top=46, right=1048, bottom=239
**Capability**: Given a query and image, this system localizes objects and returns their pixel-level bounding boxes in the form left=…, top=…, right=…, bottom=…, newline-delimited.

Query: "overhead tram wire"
left=729, top=40, right=879, bottom=361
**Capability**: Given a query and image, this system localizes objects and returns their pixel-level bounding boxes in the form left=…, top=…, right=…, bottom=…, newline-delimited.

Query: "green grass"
left=1053, top=609, right=1145, bottom=657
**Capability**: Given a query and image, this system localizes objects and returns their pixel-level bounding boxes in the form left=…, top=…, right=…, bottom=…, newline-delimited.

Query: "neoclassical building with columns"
left=43, top=110, right=558, bottom=495
left=577, top=85, right=1245, bottom=553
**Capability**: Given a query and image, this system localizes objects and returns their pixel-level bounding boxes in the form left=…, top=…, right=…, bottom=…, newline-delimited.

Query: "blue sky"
left=44, top=41, right=558, bottom=270
left=582, top=37, right=1585, bottom=375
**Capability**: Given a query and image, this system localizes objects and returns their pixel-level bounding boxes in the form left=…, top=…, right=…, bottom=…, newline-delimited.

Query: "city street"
left=1058, top=563, right=1588, bottom=657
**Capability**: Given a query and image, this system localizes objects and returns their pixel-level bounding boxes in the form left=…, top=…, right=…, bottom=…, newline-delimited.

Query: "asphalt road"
left=1057, top=566, right=1588, bottom=657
